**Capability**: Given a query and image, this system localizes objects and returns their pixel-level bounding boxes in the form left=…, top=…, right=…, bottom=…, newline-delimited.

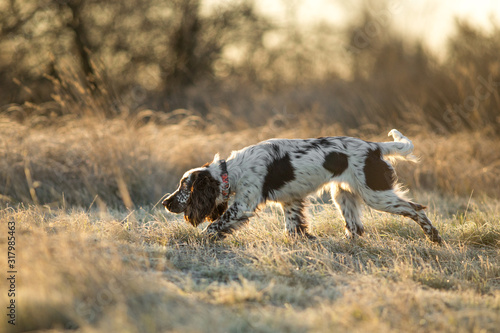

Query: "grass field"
left=1, top=115, right=499, bottom=332
left=1, top=115, right=500, bottom=208
left=1, top=192, right=499, bottom=332
left=2, top=2, right=500, bottom=331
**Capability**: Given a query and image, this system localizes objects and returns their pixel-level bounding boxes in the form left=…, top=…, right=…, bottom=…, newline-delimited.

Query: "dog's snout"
left=162, top=192, right=184, bottom=213
left=162, top=195, right=173, bottom=209
left=162, top=198, right=169, bottom=208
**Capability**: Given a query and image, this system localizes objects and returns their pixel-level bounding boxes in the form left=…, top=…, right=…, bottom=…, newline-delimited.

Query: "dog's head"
left=162, top=168, right=227, bottom=227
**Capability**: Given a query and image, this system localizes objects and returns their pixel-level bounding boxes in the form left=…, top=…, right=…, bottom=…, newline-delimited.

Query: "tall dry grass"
left=1, top=111, right=499, bottom=210
left=1, top=194, right=499, bottom=332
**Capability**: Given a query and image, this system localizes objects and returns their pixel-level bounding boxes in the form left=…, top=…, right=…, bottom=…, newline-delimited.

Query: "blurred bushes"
left=0, top=0, right=499, bottom=134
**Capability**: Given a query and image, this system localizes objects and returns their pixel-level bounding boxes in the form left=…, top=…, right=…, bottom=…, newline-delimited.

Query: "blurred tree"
left=162, top=0, right=273, bottom=111
left=165, top=0, right=201, bottom=93
left=64, top=0, right=96, bottom=89
left=1, top=0, right=496, bottom=133
left=448, top=20, right=500, bottom=80
left=0, top=0, right=44, bottom=101
left=0, top=0, right=273, bottom=109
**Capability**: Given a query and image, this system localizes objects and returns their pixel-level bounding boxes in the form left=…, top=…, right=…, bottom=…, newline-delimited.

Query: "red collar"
left=220, top=160, right=230, bottom=200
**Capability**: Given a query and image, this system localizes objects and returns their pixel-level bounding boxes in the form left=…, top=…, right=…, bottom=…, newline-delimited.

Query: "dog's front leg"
left=203, top=201, right=254, bottom=239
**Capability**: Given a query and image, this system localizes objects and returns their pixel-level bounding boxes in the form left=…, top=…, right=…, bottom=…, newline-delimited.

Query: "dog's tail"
left=377, top=129, right=418, bottom=162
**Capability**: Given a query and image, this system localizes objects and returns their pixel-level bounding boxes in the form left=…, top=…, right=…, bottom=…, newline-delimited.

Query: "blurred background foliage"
left=1, top=0, right=499, bottom=133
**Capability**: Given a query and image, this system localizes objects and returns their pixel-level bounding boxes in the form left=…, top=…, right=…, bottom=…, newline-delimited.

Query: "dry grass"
left=1, top=192, right=499, bottom=332
left=1, top=93, right=499, bottom=333
left=1, top=114, right=499, bottom=211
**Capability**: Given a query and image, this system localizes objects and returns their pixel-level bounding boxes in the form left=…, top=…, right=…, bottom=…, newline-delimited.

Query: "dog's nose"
left=162, top=194, right=178, bottom=212
left=162, top=197, right=171, bottom=208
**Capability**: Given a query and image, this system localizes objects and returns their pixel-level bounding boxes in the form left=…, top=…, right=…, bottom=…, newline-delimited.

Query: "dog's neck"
left=210, top=156, right=245, bottom=201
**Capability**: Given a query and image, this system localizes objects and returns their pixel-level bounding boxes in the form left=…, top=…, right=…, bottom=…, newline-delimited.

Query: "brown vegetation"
left=1, top=198, right=499, bottom=332
left=1, top=114, right=499, bottom=209
left=1, top=1, right=499, bottom=332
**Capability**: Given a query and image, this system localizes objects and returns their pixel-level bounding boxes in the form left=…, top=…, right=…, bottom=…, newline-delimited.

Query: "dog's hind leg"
left=360, top=188, right=442, bottom=244
left=332, top=185, right=364, bottom=238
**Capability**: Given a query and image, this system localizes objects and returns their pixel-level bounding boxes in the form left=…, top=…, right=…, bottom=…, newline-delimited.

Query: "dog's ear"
left=184, top=171, right=219, bottom=227
left=207, top=202, right=228, bottom=222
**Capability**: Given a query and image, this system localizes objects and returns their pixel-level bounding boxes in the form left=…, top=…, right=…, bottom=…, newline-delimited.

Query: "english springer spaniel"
left=162, top=129, right=442, bottom=243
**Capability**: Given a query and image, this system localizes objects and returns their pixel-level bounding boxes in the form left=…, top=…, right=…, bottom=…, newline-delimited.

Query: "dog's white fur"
left=163, top=129, right=441, bottom=243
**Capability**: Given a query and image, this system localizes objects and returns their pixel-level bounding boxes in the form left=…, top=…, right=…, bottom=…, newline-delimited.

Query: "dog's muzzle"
left=162, top=193, right=184, bottom=213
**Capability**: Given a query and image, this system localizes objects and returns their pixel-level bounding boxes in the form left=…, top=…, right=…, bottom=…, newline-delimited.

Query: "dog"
left=162, top=129, right=442, bottom=243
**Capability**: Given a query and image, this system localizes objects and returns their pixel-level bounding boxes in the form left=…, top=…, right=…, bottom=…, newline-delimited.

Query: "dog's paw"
left=429, top=228, right=443, bottom=245
left=289, top=228, right=317, bottom=241
left=202, top=224, right=224, bottom=241
left=303, top=232, right=317, bottom=241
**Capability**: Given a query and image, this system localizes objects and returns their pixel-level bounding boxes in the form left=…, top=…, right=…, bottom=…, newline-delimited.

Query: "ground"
left=2, top=192, right=499, bottom=332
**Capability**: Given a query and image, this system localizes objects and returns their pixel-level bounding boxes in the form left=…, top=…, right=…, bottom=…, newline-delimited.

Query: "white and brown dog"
left=163, top=129, right=442, bottom=243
